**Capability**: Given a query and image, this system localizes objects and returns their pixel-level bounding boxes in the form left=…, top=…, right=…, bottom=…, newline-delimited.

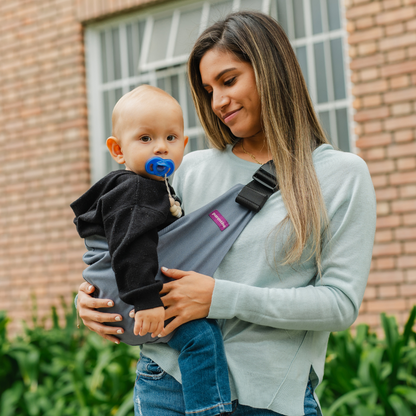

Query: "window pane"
left=296, top=46, right=309, bottom=91
left=148, top=16, right=172, bottom=63
left=327, top=0, right=341, bottom=31
left=336, top=108, right=350, bottom=152
left=174, top=8, right=203, bottom=57
left=273, top=0, right=289, bottom=37
left=112, top=28, right=122, bottom=80
left=318, top=111, right=331, bottom=140
left=293, top=0, right=306, bottom=39
left=314, top=42, right=328, bottom=103
left=100, top=31, right=109, bottom=83
left=311, top=0, right=323, bottom=35
left=126, top=20, right=146, bottom=77
left=240, top=0, right=264, bottom=12
left=330, top=37, right=346, bottom=100
left=208, top=1, right=233, bottom=23
left=185, top=81, right=197, bottom=128
left=157, top=78, right=166, bottom=91
left=103, top=90, right=112, bottom=138
left=170, top=74, right=180, bottom=102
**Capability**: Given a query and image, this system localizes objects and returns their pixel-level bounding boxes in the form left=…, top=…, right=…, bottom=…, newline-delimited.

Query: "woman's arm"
left=77, top=282, right=125, bottom=344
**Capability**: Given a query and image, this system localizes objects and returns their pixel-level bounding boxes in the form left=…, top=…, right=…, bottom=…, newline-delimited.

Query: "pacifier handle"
left=145, top=157, right=175, bottom=177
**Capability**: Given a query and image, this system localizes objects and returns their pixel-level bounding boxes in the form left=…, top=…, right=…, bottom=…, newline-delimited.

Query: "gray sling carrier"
left=82, top=162, right=277, bottom=346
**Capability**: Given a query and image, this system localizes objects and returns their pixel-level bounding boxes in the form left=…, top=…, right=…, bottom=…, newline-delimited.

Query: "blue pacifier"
left=145, top=157, right=175, bottom=177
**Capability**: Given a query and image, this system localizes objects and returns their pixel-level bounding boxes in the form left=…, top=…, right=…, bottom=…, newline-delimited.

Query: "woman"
left=77, top=11, right=376, bottom=416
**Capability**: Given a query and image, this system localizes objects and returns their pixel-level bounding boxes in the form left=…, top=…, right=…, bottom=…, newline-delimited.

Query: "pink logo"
left=209, top=210, right=229, bottom=231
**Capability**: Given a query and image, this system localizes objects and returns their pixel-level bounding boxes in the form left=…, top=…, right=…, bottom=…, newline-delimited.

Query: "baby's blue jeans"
left=134, top=350, right=318, bottom=416
left=158, top=318, right=232, bottom=416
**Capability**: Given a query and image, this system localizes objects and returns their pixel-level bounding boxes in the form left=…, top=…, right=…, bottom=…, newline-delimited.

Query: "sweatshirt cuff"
left=207, top=279, right=241, bottom=320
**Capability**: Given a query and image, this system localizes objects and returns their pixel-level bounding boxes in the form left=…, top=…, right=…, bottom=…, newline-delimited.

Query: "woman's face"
left=199, top=48, right=263, bottom=141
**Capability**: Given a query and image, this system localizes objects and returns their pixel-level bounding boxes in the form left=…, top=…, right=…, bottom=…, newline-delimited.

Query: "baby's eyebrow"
left=202, top=67, right=237, bottom=87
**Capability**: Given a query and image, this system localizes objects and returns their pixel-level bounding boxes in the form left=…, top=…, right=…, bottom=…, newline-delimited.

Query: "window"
left=85, top=0, right=351, bottom=183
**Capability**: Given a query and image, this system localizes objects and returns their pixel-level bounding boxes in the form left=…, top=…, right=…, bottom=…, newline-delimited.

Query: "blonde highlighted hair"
left=188, top=11, right=329, bottom=271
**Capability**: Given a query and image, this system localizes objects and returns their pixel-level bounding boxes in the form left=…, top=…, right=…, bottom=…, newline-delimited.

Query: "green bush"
left=316, top=306, right=416, bottom=416
left=1, top=301, right=415, bottom=416
left=0, top=298, right=140, bottom=416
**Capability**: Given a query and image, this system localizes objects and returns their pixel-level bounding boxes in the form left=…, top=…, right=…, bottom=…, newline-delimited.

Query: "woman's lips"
left=223, top=108, right=242, bottom=123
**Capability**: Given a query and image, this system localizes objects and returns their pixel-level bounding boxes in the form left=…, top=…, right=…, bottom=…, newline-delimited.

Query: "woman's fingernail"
left=158, top=333, right=163, bottom=337
left=88, top=285, right=93, bottom=291
left=161, top=267, right=168, bottom=272
left=115, top=340, right=120, bottom=344
left=107, top=301, right=114, bottom=307
left=117, top=329, right=123, bottom=334
left=115, top=316, right=121, bottom=321
left=129, top=311, right=134, bottom=318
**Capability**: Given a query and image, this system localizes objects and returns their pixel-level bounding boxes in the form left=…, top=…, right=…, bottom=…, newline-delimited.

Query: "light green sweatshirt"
left=142, top=144, right=376, bottom=416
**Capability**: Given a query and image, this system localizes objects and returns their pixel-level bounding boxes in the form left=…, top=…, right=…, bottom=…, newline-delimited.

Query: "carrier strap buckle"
left=235, top=160, right=279, bottom=213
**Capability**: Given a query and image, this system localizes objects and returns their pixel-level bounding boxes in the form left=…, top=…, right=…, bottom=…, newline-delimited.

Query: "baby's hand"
left=169, top=197, right=182, bottom=218
left=134, top=306, right=165, bottom=338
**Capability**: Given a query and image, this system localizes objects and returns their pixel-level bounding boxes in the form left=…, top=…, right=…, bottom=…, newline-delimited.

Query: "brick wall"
left=346, top=0, right=416, bottom=330
left=0, top=0, right=90, bottom=335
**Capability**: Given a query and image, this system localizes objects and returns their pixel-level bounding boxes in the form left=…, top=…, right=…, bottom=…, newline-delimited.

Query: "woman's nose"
left=212, top=91, right=230, bottom=112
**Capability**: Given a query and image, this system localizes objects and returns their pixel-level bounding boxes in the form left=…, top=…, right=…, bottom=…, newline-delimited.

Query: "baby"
left=71, top=85, right=232, bottom=415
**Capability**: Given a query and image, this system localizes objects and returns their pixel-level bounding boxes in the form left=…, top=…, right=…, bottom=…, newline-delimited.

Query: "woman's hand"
left=158, top=267, right=215, bottom=337
left=77, top=282, right=124, bottom=344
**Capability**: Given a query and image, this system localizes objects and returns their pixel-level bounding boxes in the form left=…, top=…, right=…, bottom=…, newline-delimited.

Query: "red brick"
left=356, top=133, right=392, bottom=149
left=375, top=187, right=398, bottom=201
left=392, top=199, right=416, bottom=213
left=399, top=284, right=416, bottom=297
left=384, top=116, right=416, bottom=131
left=381, top=60, right=416, bottom=77
left=354, top=107, right=390, bottom=122
left=372, top=173, right=389, bottom=188
left=394, top=130, right=415, bottom=143
left=386, top=23, right=405, bottom=36
left=398, top=157, right=416, bottom=171
left=384, top=87, right=416, bottom=103
left=392, top=103, right=413, bottom=116
left=367, top=298, right=407, bottom=313
left=380, top=33, right=416, bottom=51
left=346, top=2, right=383, bottom=19
left=407, top=269, right=416, bottom=282
left=352, top=80, right=388, bottom=96
left=383, top=0, right=405, bottom=9
left=404, top=241, right=416, bottom=253
left=362, top=94, right=383, bottom=108
left=368, top=270, right=404, bottom=285
left=387, top=142, right=416, bottom=158
left=364, top=147, right=386, bottom=160
left=373, top=242, right=402, bottom=257
left=400, top=185, right=416, bottom=198
left=367, top=159, right=395, bottom=174
left=375, top=229, right=393, bottom=242
left=376, top=6, right=416, bottom=25
left=398, top=255, right=416, bottom=268
left=364, top=120, right=383, bottom=134
left=377, top=257, right=397, bottom=269
left=355, top=16, right=375, bottom=30
left=387, top=49, right=407, bottom=64
left=390, top=172, right=416, bottom=185
left=378, top=284, right=399, bottom=298
left=376, top=215, right=401, bottom=228
left=395, top=227, right=416, bottom=240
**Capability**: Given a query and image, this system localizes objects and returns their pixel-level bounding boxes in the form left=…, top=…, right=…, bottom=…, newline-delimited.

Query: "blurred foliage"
left=1, top=299, right=415, bottom=416
left=316, top=306, right=416, bottom=416
left=0, top=297, right=140, bottom=416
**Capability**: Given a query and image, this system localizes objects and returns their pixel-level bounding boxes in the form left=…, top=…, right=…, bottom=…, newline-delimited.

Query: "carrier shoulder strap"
left=235, top=160, right=279, bottom=212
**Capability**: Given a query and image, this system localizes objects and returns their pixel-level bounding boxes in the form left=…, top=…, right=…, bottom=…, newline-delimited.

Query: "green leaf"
left=389, top=394, right=413, bottom=416
left=394, top=386, right=416, bottom=405
left=326, top=387, right=373, bottom=416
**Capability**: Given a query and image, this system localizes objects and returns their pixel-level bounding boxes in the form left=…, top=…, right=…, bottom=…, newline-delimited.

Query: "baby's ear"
left=106, top=137, right=125, bottom=164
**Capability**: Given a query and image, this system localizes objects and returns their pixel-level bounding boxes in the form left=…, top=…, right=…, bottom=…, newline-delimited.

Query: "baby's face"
left=117, top=96, right=187, bottom=181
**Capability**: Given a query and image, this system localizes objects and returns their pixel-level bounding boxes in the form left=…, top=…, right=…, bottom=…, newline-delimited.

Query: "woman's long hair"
left=188, top=11, right=329, bottom=272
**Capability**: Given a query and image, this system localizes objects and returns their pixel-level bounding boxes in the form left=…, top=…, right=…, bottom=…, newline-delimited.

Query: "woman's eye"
left=140, top=136, right=151, bottom=142
left=224, top=77, right=236, bottom=86
left=167, top=135, right=176, bottom=142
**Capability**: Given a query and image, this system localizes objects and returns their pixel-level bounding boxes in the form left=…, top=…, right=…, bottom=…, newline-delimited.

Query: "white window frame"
left=85, top=0, right=353, bottom=183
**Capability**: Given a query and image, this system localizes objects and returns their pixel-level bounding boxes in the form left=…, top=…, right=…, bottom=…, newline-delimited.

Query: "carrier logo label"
left=209, top=210, right=229, bottom=231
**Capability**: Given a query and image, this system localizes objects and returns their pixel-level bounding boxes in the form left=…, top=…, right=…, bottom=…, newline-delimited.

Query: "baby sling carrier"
left=82, top=161, right=278, bottom=345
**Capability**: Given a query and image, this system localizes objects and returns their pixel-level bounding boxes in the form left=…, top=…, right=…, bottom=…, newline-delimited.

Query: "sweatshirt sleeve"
left=102, top=179, right=169, bottom=312
left=207, top=154, right=377, bottom=332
